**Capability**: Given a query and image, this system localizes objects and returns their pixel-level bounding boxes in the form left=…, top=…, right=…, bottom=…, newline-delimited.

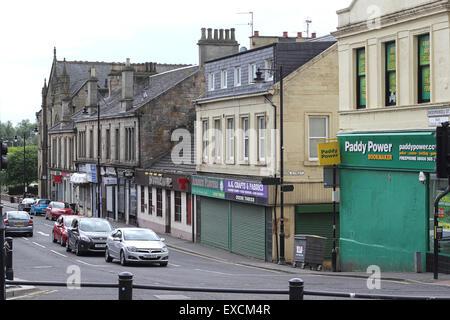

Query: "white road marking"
left=195, top=268, right=233, bottom=276
left=169, top=263, right=180, bottom=267
left=51, top=250, right=68, bottom=258
left=32, top=266, right=53, bottom=269
left=75, top=259, right=102, bottom=267
left=38, top=231, right=49, bottom=237
left=32, top=242, right=46, bottom=248
left=21, top=237, right=29, bottom=241
left=154, top=294, right=190, bottom=300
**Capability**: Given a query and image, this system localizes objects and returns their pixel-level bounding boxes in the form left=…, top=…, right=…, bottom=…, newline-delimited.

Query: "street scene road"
left=3, top=200, right=450, bottom=301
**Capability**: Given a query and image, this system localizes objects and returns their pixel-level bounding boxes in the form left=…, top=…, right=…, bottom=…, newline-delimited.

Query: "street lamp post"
left=255, top=66, right=286, bottom=265
left=83, top=104, right=102, bottom=218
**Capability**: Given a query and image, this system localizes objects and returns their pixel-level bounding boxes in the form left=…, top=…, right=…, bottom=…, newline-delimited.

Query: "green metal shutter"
left=200, top=198, right=229, bottom=251
left=295, top=212, right=340, bottom=260
left=231, top=202, right=266, bottom=260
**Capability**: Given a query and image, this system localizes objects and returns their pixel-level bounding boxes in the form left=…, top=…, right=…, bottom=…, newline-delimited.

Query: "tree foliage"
left=0, top=146, right=38, bottom=189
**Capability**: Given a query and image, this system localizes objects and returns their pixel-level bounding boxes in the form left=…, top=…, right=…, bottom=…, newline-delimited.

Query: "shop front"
left=337, top=131, right=436, bottom=272
left=136, top=170, right=193, bottom=240
left=193, top=175, right=271, bottom=261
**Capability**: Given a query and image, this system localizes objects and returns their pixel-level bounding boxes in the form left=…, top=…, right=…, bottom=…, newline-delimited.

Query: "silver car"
left=105, top=228, right=169, bottom=266
left=4, top=211, right=33, bottom=237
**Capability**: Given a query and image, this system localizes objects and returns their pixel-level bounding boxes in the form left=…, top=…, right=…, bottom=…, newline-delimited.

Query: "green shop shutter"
left=231, top=202, right=266, bottom=260
left=200, top=198, right=229, bottom=251
left=295, top=209, right=340, bottom=260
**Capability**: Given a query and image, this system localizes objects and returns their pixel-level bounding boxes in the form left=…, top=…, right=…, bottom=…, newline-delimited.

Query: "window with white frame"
left=241, top=117, right=249, bottom=161
left=257, top=115, right=266, bottom=162
left=265, top=59, right=274, bottom=81
left=234, top=67, right=241, bottom=87
left=221, top=69, right=227, bottom=89
left=214, top=119, right=221, bottom=162
left=226, top=117, right=235, bottom=161
left=248, top=63, right=257, bottom=84
left=202, top=120, right=209, bottom=163
left=308, top=116, right=329, bottom=161
left=208, top=73, right=215, bottom=91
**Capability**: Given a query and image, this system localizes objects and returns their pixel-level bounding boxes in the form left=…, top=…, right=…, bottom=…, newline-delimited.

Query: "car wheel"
left=45, top=214, right=48, bottom=220
left=75, top=242, right=82, bottom=256
left=29, top=232, right=33, bottom=237
left=105, top=248, right=113, bottom=263
left=160, top=262, right=168, bottom=267
left=120, top=251, right=128, bottom=266
left=66, top=239, right=72, bottom=252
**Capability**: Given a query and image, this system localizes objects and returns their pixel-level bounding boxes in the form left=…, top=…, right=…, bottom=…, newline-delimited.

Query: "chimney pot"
left=225, top=29, right=230, bottom=40
left=254, top=31, right=259, bottom=37
left=201, top=28, right=206, bottom=40
left=207, top=28, right=212, bottom=40
left=214, top=29, right=218, bottom=40
left=283, top=31, right=288, bottom=37
left=297, top=32, right=303, bottom=38
left=231, top=28, right=236, bottom=41
left=219, top=29, right=224, bottom=40
left=312, top=32, right=317, bottom=38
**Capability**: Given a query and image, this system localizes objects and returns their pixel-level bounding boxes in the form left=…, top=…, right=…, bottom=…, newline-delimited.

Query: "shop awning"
left=70, top=173, right=89, bottom=184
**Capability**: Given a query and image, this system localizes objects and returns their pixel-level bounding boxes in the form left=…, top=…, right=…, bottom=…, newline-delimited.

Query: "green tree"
left=1, top=146, right=38, bottom=189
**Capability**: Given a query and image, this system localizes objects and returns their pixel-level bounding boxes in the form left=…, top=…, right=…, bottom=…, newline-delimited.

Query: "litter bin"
left=293, top=235, right=327, bottom=271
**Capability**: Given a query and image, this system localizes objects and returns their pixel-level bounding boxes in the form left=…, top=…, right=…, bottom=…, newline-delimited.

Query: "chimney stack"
left=311, top=32, right=317, bottom=38
left=198, top=27, right=239, bottom=66
left=86, top=66, right=98, bottom=115
left=120, top=58, right=134, bottom=112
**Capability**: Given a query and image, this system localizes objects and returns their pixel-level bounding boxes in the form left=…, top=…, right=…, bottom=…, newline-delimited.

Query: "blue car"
left=30, top=199, right=51, bottom=216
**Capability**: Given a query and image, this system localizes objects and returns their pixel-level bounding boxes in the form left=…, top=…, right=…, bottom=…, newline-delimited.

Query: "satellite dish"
left=240, top=46, right=248, bottom=52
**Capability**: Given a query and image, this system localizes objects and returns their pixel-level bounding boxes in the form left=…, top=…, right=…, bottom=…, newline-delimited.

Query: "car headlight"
left=80, top=235, right=91, bottom=242
left=127, top=246, right=137, bottom=252
left=162, top=246, right=168, bottom=253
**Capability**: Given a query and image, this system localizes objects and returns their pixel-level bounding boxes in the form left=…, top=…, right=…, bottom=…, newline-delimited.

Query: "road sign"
left=281, top=185, right=294, bottom=192
left=261, top=177, right=281, bottom=185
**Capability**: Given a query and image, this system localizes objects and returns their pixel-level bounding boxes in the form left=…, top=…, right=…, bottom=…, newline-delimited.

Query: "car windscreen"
left=64, top=217, right=75, bottom=226
left=53, top=202, right=69, bottom=209
left=123, top=229, right=160, bottom=241
left=79, top=219, right=112, bottom=232
left=8, top=212, right=30, bottom=220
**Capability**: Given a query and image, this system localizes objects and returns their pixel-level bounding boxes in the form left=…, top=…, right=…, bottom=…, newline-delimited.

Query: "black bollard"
left=5, top=237, right=13, bottom=280
left=0, top=205, right=5, bottom=300
left=289, top=278, right=304, bottom=300
left=118, top=272, right=133, bottom=300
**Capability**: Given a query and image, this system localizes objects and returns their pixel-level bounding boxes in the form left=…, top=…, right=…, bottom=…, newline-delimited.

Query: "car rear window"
left=53, top=202, right=69, bottom=209
left=40, top=200, right=51, bottom=205
left=8, top=212, right=30, bottom=220
left=64, top=217, right=75, bottom=226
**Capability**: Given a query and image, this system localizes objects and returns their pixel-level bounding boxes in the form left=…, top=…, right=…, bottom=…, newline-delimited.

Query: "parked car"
left=52, top=215, right=81, bottom=246
left=66, top=217, right=113, bottom=256
left=18, top=198, right=36, bottom=212
left=3, top=211, right=33, bottom=237
left=30, top=199, right=51, bottom=216
left=45, top=201, right=74, bottom=221
left=105, top=228, right=169, bottom=266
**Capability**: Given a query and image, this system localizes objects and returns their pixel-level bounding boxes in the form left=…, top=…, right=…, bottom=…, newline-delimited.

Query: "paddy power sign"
left=338, top=131, right=436, bottom=171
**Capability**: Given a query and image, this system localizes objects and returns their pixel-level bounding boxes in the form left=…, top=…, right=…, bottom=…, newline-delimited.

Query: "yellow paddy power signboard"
left=317, top=139, right=341, bottom=166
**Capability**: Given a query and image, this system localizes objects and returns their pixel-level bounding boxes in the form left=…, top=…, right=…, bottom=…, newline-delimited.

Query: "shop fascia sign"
left=145, top=172, right=172, bottom=188
left=338, top=132, right=436, bottom=171
left=191, top=176, right=225, bottom=199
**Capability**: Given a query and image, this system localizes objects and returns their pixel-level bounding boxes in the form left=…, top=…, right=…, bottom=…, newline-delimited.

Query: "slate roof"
left=75, top=65, right=200, bottom=122
left=57, top=60, right=112, bottom=97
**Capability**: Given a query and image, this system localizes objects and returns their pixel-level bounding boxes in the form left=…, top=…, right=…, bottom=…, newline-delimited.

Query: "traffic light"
left=0, top=141, right=7, bottom=170
left=436, top=123, right=450, bottom=178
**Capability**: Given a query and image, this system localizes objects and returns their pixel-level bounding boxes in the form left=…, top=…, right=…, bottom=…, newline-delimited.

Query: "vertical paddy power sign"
left=338, top=132, right=436, bottom=171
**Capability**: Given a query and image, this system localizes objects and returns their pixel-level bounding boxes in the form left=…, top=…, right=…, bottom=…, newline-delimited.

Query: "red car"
left=45, top=201, right=74, bottom=221
left=52, top=215, right=81, bottom=246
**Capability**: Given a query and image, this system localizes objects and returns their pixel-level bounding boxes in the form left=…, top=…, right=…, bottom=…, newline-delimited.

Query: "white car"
left=18, top=198, right=36, bottom=212
left=105, top=228, right=169, bottom=266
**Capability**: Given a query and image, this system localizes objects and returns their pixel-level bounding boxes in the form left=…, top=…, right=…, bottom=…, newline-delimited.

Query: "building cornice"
left=332, top=1, right=450, bottom=39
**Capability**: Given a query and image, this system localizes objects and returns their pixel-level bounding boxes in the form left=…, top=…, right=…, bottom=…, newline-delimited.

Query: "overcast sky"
left=0, top=0, right=352, bottom=126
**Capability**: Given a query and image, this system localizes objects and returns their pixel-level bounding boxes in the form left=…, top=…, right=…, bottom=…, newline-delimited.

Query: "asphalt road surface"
left=4, top=204, right=450, bottom=302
